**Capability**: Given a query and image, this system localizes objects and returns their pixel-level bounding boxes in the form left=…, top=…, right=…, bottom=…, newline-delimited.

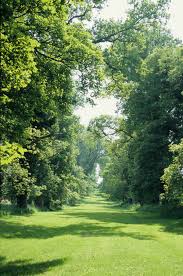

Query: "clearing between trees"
left=0, top=195, right=183, bottom=276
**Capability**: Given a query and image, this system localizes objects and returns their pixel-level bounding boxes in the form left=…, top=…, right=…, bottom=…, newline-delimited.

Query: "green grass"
left=0, top=195, right=183, bottom=276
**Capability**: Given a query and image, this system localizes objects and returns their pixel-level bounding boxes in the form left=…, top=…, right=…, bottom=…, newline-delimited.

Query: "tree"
left=96, top=0, right=183, bottom=205
left=77, top=126, right=104, bottom=176
left=0, top=0, right=105, bottom=209
left=161, top=139, right=183, bottom=207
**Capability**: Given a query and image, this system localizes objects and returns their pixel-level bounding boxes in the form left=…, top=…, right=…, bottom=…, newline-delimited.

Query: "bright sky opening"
left=75, top=0, right=183, bottom=126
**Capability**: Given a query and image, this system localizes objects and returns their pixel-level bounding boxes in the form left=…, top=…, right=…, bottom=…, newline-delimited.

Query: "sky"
left=75, top=0, right=183, bottom=126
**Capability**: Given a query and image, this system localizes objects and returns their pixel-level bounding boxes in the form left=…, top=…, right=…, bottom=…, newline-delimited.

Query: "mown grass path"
left=0, top=195, right=183, bottom=275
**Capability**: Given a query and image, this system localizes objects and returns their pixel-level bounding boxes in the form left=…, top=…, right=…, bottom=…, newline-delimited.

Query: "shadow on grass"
left=0, top=197, right=182, bottom=240
left=61, top=210, right=183, bottom=236
left=0, top=220, right=155, bottom=240
left=0, top=256, right=66, bottom=275
left=163, top=220, right=183, bottom=235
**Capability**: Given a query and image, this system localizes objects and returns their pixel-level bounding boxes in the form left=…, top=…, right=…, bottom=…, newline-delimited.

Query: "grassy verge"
left=0, top=195, right=183, bottom=275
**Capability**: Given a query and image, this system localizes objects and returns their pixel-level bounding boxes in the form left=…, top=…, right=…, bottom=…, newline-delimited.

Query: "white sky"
left=75, top=0, right=183, bottom=126
left=75, top=97, right=118, bottom=125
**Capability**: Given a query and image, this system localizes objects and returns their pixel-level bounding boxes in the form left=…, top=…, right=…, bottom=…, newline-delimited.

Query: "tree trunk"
left=16, top=194, right=27, bottom=209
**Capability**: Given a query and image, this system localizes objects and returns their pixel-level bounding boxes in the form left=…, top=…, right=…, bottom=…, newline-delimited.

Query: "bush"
left=160, top=204, right=183, bottom=219
left=161, top=139, right=183, bottom=207
left=0, top=202, right=36, bottom=216
left=50, top=200, right=63, bottom=211
left=67, top=191, right=80, bottom=206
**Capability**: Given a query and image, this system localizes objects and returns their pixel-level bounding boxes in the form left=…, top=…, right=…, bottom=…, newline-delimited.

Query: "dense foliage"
left=95, top=1, right=183, bottom=209
left=0, top=0, right=104, bottom=209
left=161, top=139, right=183, bottom=206
left=101, top=45, right=183, bottom=207
left=1, top=0, right=182, bottom=213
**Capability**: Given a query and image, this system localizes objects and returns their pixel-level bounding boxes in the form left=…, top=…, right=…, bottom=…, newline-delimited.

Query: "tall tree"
left=0, top=0, right=105, bottom=208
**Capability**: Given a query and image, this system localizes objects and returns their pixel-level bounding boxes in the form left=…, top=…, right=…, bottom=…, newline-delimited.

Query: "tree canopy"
left=1, top=0, right=182, bottom=213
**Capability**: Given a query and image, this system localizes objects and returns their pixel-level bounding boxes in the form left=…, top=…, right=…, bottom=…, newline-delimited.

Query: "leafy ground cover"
left=0, top=195, right=183, bottom=275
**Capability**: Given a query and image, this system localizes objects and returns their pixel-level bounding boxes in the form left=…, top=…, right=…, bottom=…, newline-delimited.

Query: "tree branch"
left=35, top=49, right=73, bottom=69
left=93, top=15, right=146, bottom=44
left=67, top=8, right=89, bottom=24
left=35, top=49, right=64, bottom=63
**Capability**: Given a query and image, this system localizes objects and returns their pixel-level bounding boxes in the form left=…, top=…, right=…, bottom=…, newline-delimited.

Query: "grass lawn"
left=0, top=195, right=183, bottom=276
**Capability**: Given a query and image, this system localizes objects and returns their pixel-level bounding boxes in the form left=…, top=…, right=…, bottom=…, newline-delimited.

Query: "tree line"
left=0, top=0, right=182, bottom=213
left=0, top=0, right=104, bottom=210
left=97, top=0, right=183, bottom=210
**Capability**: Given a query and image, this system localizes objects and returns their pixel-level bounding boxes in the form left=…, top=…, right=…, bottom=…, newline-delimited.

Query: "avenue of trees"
left=1, top=0, right=105, bottom=209
left=0, top=0, right=182, bottom=213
